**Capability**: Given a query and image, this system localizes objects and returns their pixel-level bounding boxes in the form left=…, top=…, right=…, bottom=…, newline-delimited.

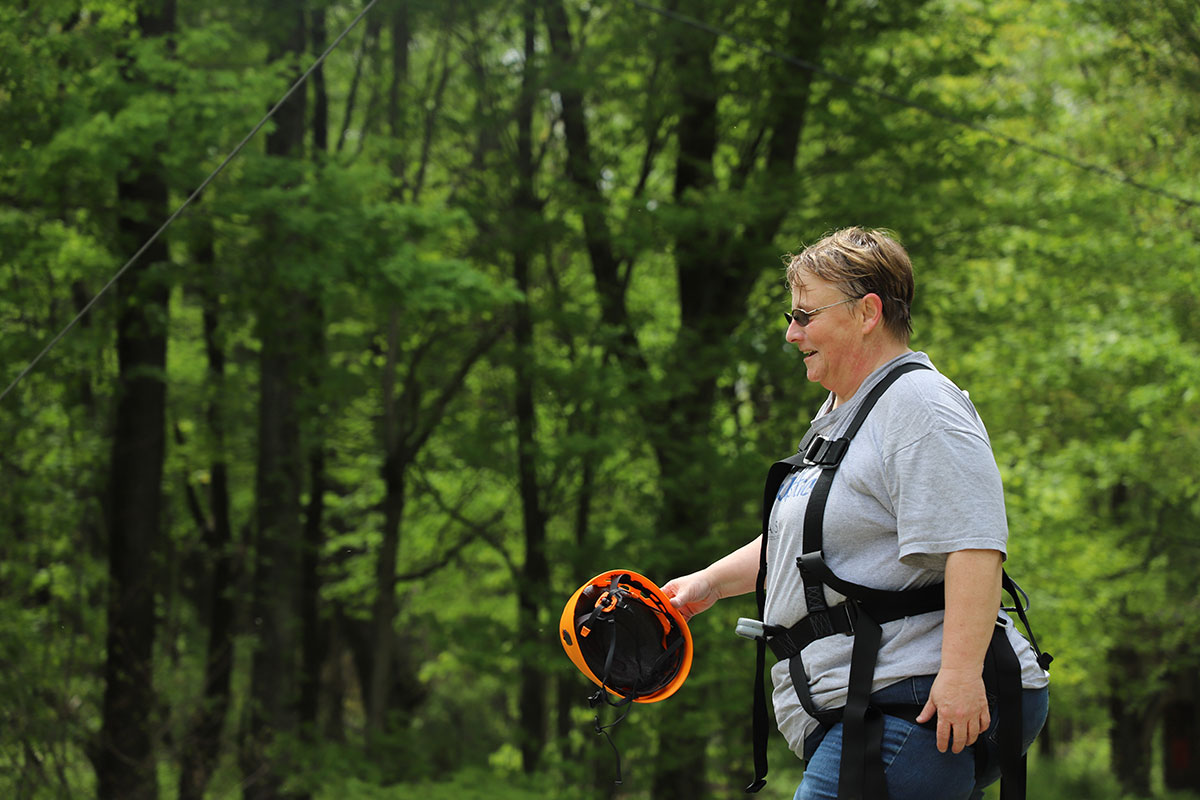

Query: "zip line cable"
left=623, top=0, right=1200, bottom=212
left=0, top=0, right=381, bottom=405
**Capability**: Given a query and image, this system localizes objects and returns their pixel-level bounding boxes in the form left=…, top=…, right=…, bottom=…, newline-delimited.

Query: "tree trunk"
left=363, top=0, right=414, bottom=737
left=310, top=5, right=328, bottom=155
left=242, top=302, right=306, bottom=800
left=295, top=296, right=327, bottom=800
left=1163, top=667, right=1200, bottom=791
left=296, top=443, right=325, bottom=800
left=388, top=1, right=410, bottom=183
left=514, top=0, right=549, bottom=774
left=542, top=0, right=644, bottom=369
left=298, top=13, right=329, bottom=778
left=241, top=5, right=309, bottom=798
left=1108, top=643, right=1156, bottom=798
left=178, top=234, right=237, bottom=800
left=96, top=156, right=170, bottom=800
left=366, top=438, right=404, bottom=734
left=94, top=3, right=175, bottom=798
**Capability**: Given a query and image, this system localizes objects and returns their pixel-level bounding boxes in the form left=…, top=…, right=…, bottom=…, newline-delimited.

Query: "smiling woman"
left=787, top=228, right=916, bottom=342
left=782, top=230, right=913, bottom=409
left=662, top=227, right=1050, bottom=800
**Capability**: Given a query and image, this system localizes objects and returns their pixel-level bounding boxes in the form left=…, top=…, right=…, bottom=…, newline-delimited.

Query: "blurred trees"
left=2, top=0, right=1200, bottom=798
left=95, top=2, right=175, bottom=797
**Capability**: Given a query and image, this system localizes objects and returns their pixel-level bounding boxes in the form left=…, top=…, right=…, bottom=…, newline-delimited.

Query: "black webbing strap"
left=745, top=362, right=930, bottom=794
left=747, top=454, right=807, bottom=793
left=794, top=364, right=931, bottom=799
left=991, top=572, right=1054, bottom=800
left=592, top=573, right=638, bottom=709
left=1002, top=573, right=1054, bottom=672
left=798, top=364, right=931, bottom=611
left=839, top=609, right=886, bottom=800
left=985, top=624, right=1025, bottom=800
left=767, top=579, right=946, bottom=662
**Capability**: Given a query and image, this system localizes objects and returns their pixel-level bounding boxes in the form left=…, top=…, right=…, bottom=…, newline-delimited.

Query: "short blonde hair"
left=785, top=227, right=914, bottom=343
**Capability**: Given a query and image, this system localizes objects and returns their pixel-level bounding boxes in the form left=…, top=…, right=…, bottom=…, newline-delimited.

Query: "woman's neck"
left=830, top=342, right=913, bottom=409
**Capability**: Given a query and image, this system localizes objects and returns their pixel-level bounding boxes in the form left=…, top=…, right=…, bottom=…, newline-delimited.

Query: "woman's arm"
left=661, top=536, right=762, bottom=620
left=916, top=548, right=1003, bottom=753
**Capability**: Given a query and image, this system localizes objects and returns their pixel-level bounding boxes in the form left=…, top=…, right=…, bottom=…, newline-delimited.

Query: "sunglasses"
left=783, top=297, right=858, bottom=327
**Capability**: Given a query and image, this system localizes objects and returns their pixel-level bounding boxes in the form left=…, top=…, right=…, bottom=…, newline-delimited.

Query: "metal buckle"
left=841, top=601, right=857, bottom=636
left=803, top=436, right=849, bottom=467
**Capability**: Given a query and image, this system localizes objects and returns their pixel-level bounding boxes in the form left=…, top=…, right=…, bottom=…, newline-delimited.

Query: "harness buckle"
left=796, top=551, right=826, bottom=576
left=803, top=436, right=850, bottom=467
left=842, top=601, right=857, bottom=636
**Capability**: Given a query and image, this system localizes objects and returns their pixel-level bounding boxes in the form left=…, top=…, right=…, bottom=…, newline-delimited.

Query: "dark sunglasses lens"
left=784, top=310, right=809, bottom=326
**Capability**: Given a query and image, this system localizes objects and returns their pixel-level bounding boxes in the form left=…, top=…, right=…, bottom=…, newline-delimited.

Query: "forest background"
left=3, top=0, right=1200, bottom=798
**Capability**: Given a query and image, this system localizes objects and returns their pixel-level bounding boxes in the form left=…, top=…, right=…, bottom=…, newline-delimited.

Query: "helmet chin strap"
left=588, top=576, right=634, bottom=785
left=584, top=573, right=645, bottom=785
left=589, top=689, right=630, bottom=786
left=588, top=631, right=687, bottom=786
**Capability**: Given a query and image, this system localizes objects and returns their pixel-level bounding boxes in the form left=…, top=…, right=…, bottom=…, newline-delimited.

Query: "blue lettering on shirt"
left=777, top=467, right=820, bottom=501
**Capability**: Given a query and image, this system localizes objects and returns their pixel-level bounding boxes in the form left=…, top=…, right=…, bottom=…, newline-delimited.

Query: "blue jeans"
left=795, top=675, right=1049, bottom=800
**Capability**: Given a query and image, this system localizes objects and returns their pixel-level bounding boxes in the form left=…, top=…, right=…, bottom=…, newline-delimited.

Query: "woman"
left=663, top=228, right=1049, bottom=800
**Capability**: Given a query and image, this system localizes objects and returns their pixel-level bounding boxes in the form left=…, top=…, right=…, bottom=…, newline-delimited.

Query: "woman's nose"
left=785, top=318, right=803, bottom=344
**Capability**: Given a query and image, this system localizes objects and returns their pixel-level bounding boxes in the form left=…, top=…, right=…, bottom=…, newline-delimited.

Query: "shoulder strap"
left=800, top=362, right=931, bottom=589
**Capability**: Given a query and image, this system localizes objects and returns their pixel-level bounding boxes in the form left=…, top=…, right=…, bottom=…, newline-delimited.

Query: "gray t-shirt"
left=765, top=351, right=1049, bottom=755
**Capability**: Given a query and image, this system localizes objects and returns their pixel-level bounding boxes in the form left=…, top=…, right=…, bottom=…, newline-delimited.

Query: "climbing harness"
left=560, top=569, right=693, bottom=784
left=741, top=363, right=1052, bottom=798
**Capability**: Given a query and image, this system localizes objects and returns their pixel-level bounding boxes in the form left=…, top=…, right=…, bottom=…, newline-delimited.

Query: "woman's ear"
left=860, top=293, right=885, bottom=334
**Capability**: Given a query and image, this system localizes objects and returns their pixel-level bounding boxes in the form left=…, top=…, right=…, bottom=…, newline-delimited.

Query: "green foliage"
left=5, top=0, right=1200, bottom=797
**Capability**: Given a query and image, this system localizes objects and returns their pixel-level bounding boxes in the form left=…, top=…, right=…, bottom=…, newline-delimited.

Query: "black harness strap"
left=841, top=607, right=886, bottom=800
left=793, top=364, right=933, bottom=800
left=985, top=624, right=1024, bottom=800
left=747, top=363, right=930, bottom=793
left=747, top=453, right=808, bottom=792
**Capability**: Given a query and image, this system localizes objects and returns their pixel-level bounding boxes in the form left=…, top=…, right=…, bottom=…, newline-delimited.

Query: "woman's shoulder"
left=874, top=355, right=989, bottom=445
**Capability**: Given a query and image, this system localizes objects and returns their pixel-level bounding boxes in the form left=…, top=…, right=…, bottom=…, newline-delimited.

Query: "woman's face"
left=785, top=271, right=864, bottom=396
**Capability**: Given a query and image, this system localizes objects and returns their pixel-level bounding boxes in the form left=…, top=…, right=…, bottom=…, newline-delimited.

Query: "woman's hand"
left=919, top=548, right=1004, bottom=753
left=661, top=572, right=721, bottom=621
left=659, top=535, right=762, bottom=620
left=916, top=667, right=990, bottom=753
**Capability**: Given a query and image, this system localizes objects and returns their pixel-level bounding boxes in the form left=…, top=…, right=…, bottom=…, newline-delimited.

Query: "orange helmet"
left=559, top=570, right=692, bottom=704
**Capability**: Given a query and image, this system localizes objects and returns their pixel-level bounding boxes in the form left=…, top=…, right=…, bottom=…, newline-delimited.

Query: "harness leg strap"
left=990, top=625, right=1025, bottom=800
left=746, top=637, right=769, bottom=793
left=838, top=608, right=885, bottom=800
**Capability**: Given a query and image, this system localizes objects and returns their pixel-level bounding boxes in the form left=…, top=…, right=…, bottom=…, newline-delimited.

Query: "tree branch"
left=336, top=13, right=381, bottom=154
left=404, top=469, right=513, bottom=579
left=402, top=323, right=503, bottom=461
